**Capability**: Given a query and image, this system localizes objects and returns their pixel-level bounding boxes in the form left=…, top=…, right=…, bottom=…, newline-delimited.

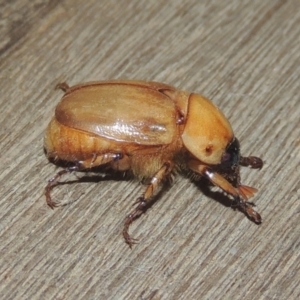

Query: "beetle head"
left=221, top=138, right=240, bottom=169
left=182, top=94, right=234, bottom=165
left=216, top=137, right=241, bottom=186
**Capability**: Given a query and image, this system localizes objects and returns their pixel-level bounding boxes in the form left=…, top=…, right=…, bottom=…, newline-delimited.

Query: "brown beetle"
left=44, top=80, right=263, bottom=247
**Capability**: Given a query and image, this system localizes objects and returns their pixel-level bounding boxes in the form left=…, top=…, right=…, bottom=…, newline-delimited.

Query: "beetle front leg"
left=240, top=156, right=263, bottom=169
left=123, top=161, right=173, bottom=248
left=237, top=155, right=263, bottom=199
left=45, top=152, right=124, bottom=209
left=188, top=160, right=262, bottom=224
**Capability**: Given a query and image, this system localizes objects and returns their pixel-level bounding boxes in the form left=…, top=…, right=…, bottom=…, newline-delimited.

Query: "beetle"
left=44, top=80, right=263, bottom=247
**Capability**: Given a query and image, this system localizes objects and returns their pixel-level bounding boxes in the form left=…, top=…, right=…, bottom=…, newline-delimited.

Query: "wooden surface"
left=0, top=0, right=299, bottom=299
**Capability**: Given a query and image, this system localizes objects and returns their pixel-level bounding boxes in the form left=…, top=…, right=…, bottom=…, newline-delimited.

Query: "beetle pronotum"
left=44, top=80, right=263, bottom=247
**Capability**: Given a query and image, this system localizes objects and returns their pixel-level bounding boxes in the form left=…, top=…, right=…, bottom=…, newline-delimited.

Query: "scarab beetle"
left=44, top=80, right=263, bottom=247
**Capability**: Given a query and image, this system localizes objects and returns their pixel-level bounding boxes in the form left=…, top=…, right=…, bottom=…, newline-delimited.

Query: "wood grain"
left=0, top=0, right=299, bottom=299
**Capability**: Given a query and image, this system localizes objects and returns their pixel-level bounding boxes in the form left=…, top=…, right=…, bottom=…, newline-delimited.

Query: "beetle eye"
left=221, top=138, right=240, bottom=168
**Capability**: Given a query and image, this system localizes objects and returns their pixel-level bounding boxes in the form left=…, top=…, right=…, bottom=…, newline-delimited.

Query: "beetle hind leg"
left=45, top=152, right=124, bottom=209
left=45, top=166, right=78, bottom=209
left=123, top=161, right=173, bottom=248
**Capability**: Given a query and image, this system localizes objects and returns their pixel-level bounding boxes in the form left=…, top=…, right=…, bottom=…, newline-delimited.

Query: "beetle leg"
left=237, top=185, right=258, bottom=199
left=78, top=153, right=124, bottom=169
left=188, top=160, right=262, bottom=224
left=55, top=82, right=70, bottom=92
left=123, top=161, right=173, bottom=248
left=45, top=153, right=123, bottom=209
left=45, top=166, right=78, bottom=209
left=240, top=156, right=263, bottom=169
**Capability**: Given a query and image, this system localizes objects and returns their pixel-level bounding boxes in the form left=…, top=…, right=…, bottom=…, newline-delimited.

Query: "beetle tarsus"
left=123, top=195, right=157, bottom=247
left=234, top=196, right=262, bottom=224
left=123, top=211, right=142, bottom=248
left=123, top=196, right=149, bottom=247
left=123, top=162, right=173, bottom=247
left=240, top=156, right=263, bottom=169
left=243, top=203, right=262, bottom=224
left=45, top=167, right=78, bottom=209
left=55, top=82, right=70, bottom=92
left=45, top=190, right=59, bottom=209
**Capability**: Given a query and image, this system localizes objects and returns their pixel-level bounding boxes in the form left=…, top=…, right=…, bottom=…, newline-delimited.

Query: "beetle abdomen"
left=44, top=118, right=114, bottom=161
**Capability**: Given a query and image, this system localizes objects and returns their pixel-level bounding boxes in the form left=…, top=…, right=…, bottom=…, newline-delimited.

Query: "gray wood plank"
left=0, top=0, right=299, bottom=299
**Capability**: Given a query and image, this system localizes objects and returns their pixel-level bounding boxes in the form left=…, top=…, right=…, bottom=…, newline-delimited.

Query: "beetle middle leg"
left=123, top=161, right=173, bottom=248
left=45, top=152, right=124, bottom=209
left=188, top=160, right=262, bottom=224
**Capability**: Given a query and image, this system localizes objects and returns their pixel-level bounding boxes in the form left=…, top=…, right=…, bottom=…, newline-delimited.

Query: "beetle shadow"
left=50, top=170, right=172, bottom=211
left=52, top=173, right=133, bottom=207
left=194, top=178, right=233, bottom=208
